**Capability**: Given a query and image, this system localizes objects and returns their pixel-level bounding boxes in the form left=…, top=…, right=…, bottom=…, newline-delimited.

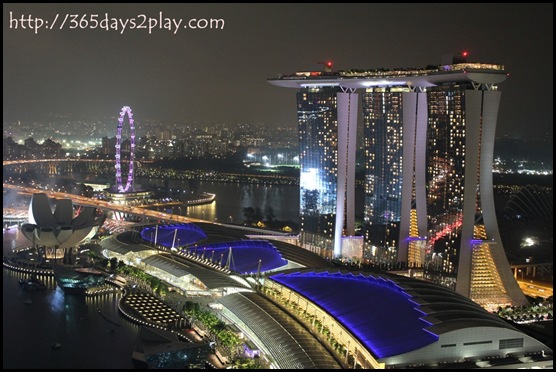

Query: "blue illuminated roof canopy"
left=269, top=271, right=439, bottom=358
left=141, top=224, right=207, bottom=247
left=187, top=240, right=288, bottom=274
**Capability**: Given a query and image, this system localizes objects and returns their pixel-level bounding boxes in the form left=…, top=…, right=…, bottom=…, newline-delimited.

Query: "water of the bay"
left=3, top=228, right=140, bottom=369
left=134, top=178, right=365, bottom=224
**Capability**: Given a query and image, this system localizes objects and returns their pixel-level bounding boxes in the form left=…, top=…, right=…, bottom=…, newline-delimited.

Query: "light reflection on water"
left=3, top=226, right=28, bottom=251
left=48, top=286, right=66, bottom=313
left=3, top=229, right=140, bottom=369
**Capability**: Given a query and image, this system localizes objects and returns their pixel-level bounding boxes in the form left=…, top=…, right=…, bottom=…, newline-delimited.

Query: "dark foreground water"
left=3, top=229, right=140, bottom=369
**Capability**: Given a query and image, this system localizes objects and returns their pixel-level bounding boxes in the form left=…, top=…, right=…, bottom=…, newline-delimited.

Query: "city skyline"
left=3, top=3, right=553, bottom=141
left=4, top=4, right=554, bottom=364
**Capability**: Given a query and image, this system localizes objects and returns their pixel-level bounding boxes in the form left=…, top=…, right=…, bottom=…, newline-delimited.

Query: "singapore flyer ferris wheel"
left=115, top=106, right=136, bottom=193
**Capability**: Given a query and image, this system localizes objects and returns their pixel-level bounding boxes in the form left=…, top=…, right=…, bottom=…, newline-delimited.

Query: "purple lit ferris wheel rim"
left=115, top=106, right=136, bottom=193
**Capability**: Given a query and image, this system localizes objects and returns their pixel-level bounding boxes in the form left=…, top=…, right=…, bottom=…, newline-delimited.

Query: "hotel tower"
left=268, top=53, right=527, bottom=308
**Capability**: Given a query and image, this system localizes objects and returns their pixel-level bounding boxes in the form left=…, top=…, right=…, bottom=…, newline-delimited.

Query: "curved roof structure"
left=142, top=254, right=250, bottom=291
left=505, top=184, right=553, bottom=220
left=91, top=224, right=551, bottom=368
left=269, top=270, right=527, bottom=360
left=141, top=223, right=207, bottom=247
left=270, top=270, right=437, bottom=358
left=190, top=222, right=334, bottom=269
left=190, top=240, right=288, bottom=274
left=269, top=240, right=336, bottom=268
left=100, top=233, right=156, bottom=255
left=218, top=292, right=340, bottom=369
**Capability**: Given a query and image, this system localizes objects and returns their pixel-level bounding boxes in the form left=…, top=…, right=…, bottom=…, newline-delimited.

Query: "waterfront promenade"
left=3, top=228, right=227, bottom=369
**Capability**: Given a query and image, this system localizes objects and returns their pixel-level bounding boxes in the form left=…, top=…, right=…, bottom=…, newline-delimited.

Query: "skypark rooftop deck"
left=268, top=62, right=507, bottom=88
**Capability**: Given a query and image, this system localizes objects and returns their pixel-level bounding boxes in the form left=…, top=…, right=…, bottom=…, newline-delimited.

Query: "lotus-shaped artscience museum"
left=20, top=193, right=106, bottom=250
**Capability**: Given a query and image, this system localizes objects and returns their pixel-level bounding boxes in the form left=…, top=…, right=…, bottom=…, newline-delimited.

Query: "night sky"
left=3, top=3, right=553, bottom=138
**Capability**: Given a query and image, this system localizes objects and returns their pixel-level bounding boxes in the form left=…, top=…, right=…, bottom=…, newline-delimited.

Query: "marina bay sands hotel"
left=268, top=53, right=527, bottom=308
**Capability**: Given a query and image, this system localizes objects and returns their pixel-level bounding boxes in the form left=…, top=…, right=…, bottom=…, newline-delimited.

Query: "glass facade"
left=426, top=84, right=467, bottom=277
left=362, top=88, right=407, bottom=258
left=361, top=84, right=469, bottom=273
left=296, top=87, right=340, bottom=253
left=427, top=85, right=466, bottom=216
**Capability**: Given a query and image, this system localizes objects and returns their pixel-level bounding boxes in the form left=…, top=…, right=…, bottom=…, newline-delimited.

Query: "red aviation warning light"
left=317, top=61, right=333, bottom=73
left=460, top=50, right=469, bottom=63
left=451, top=50, right=469, bottom=64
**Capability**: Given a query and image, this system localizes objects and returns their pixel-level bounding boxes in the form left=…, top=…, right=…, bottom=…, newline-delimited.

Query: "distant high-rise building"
left=269, top=54, right=527, bottom=308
